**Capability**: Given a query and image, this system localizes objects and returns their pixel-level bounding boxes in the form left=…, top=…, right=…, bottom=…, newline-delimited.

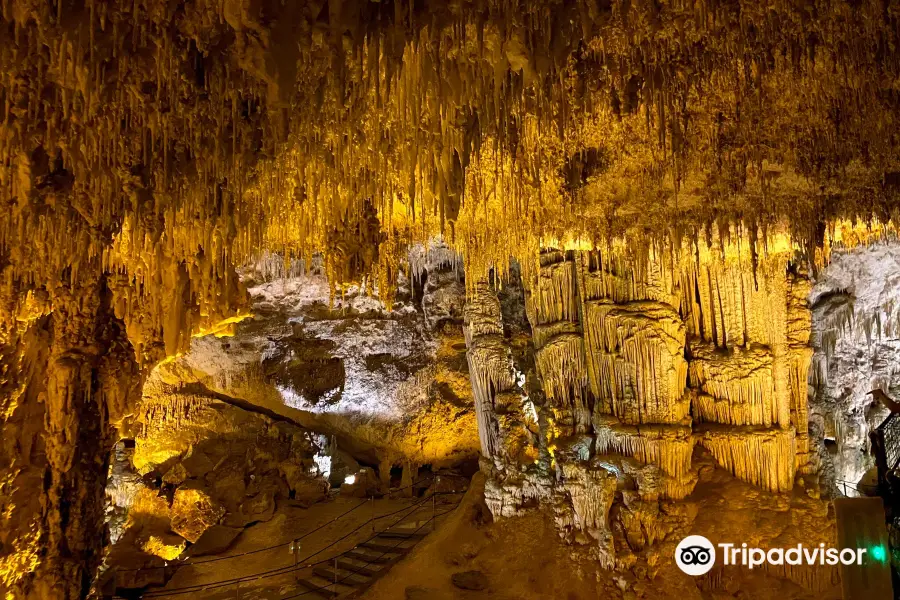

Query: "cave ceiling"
left=2, top=0, right=900, bottom=335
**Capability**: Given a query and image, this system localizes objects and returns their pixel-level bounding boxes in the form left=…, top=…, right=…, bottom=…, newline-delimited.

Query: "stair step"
left=313, top=566, right=370, bottom=586
left=336, top=558, right=381, bottom=576
left=344, top=550, right=394, bottom=564
left=377, top=531, right=427, bottom=539
left=359, top=542, right=411, bottom=554
left=295, top=579, right=340, bottom=599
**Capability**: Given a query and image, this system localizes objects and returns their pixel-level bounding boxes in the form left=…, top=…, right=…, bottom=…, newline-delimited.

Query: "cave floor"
left=361, top=461, right=844, bottom=600
left=145, top=492, right=458, bottom=599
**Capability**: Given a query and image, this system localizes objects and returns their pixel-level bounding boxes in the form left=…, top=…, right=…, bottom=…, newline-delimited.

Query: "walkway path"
left=112, top=481, right=465, bottom=599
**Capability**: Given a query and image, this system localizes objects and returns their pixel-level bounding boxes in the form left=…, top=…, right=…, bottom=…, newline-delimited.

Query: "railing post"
left=872, top=426, right=890, bottom=496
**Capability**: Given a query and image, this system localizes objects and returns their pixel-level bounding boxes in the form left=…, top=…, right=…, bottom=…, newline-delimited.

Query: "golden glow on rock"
left=140, top=535, right=185, bottom=562
left=1, top=0, right=899, bottom=595
left=0, top=518, right=40, bottom=591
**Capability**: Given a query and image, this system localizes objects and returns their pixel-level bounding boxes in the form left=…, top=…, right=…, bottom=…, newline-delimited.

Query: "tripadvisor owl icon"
left=675, top=535, right=716, bottom=576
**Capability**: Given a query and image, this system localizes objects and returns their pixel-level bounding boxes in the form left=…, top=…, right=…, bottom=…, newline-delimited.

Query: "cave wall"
left=809, top=240, right=900, bottom=495
left=131, top=247, right=478, bottom=481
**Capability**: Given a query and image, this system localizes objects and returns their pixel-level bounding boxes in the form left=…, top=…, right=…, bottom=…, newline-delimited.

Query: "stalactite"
left=593, top=416, right=695, bottom=500
left=577, top=247, right=681, bottom=307
left=584, top=300, right=688, bottom=425
left=689, top=345, right=778, bottom=427
left=525, top=252, right=579, bottom=330
left=787, top=273, right=814, bottom=472
left=762, top=563, right=840, bottom=596
left=533, top=332, right=590, bottom=433
left=523, top=252, right=590, bottom=433
left=697, top=426, right=796, bottom=493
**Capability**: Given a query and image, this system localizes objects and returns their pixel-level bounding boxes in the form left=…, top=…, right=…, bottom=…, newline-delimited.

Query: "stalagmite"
left=557, top=461, right=618, bottom=560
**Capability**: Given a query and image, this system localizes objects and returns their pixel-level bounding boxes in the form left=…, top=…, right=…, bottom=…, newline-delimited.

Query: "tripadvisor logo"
left=675, top=535, right=716, bottom=576
left=675, top=535, right=878, bottom=576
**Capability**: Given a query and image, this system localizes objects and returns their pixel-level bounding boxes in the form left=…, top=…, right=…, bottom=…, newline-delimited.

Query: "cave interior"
left=3, top=0, right=900, bottom=598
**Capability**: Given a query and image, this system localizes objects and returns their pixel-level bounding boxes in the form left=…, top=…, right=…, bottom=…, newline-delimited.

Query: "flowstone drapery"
left=463, top=227, right=816, bottom=566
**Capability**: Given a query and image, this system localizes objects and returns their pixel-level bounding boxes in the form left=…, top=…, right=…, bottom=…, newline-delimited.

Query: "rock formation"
left=810, top=241, right=900, bottom=496
left=2, top=0, right=900, bottom=597
left=464, top=232, right=822, bottom=575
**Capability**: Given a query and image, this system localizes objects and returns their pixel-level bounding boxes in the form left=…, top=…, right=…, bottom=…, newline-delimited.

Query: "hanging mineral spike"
left=2, top=0, right=900, bottom=597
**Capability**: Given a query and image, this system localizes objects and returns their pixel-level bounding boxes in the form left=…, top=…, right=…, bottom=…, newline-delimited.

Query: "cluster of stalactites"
left=0, top=0, right=267, bottom=365
left=510, top=225, right=813, bottom=497
left=584, top=300, right=689, bottom=425
left=696, top=426, right=797, bottom=493
left=3, top=0, right=900, bottom=344
left=594, top=417, right=696, bottom=499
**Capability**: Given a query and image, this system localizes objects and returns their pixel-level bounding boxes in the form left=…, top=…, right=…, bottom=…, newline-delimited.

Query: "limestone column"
left=576, top=248, right=694, bottom=500
left=463, top=281, right=516, bottom=461
left=18, top=276, right=141, bottom=600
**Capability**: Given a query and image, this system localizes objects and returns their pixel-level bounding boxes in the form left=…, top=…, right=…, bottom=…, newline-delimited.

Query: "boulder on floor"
left=340, top=467, right=380, bottom=498
left=170, top=487, right=226, bottom=543
left=451, top=570, right=489, bottom=591
left=209, top=469, right=247, bottom=512
left=181, top=449, right=216, bottom=478
left=162, top=463, right=188, bottom=486
left=329, top=449, right=361, bottom=488
left=237, top=488, right=276, bottom=525
left=187, top=525, right=243, bottom=557
left=112, top=562, right=171, bottom=591
left=283, top=466, right=330, bottom=507
left=140, top=532, right=187, bottom=560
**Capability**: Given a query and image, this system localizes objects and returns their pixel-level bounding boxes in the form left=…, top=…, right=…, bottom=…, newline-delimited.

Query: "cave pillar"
left=400, top=460, right=416, bottom=497
left=684, top=237, right=804, bottom=492
left=576, top=249, right=695, bottom=500
left=378, top=458, right=393, bottom=491
left=463, top=279, right=551, bottom=518
left=787, top=270, right=814, bottom=474
left=523, top=251, right=590, bottom=434
left=25, top=277, right=139, bottom=600
left=462, top=281, right=516, bottom=461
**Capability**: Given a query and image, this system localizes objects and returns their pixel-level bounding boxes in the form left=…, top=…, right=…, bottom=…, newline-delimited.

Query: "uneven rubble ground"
left=363, top=460, right=840, bottom=600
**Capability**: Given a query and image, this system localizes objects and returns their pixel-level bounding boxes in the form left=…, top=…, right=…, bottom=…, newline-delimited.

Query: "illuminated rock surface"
left=1, top=0, right=899, bottom=597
